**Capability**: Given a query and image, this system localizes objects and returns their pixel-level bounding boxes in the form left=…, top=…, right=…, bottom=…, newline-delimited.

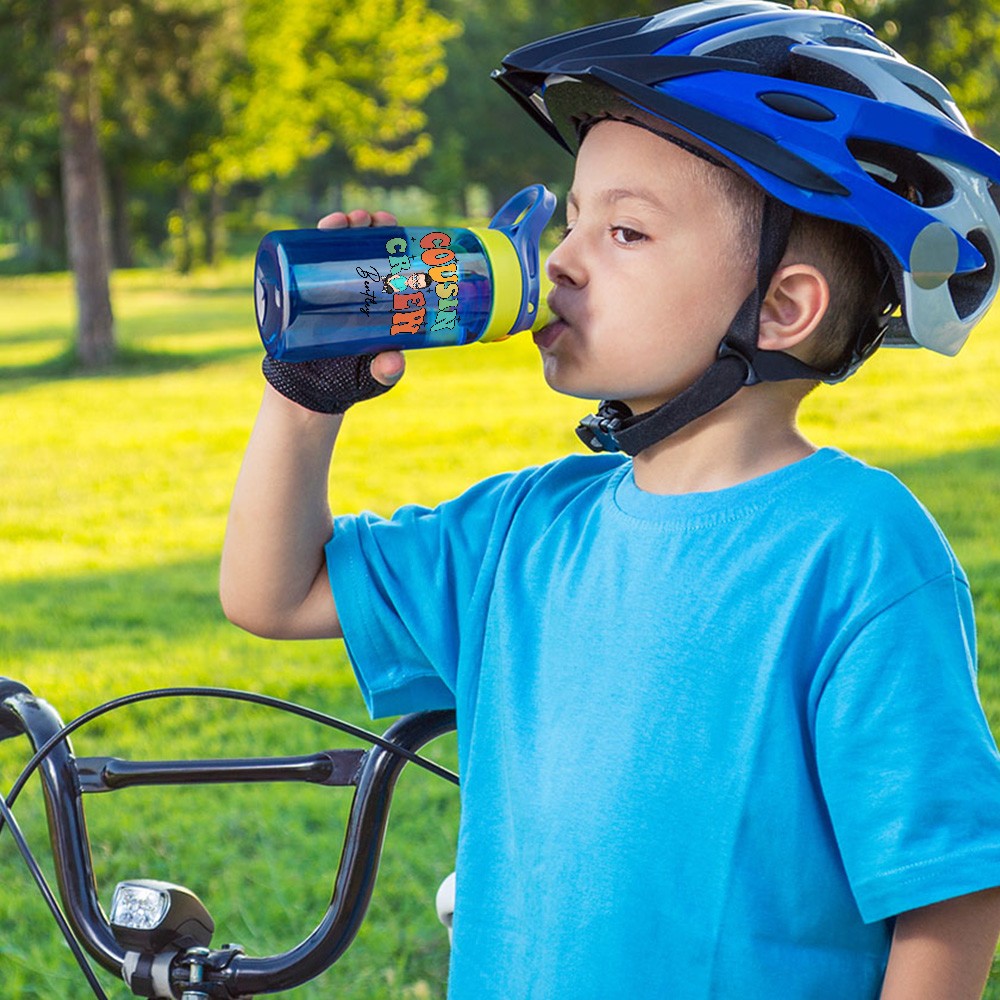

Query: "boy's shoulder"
left=808, top=449, right=939, bottom=523
left=796, top=448, right=964, bottom=585
left=473, top=451, right=628, bottom=507
left=457, top=449, right=957, bottom=579
left=414, top=451, right=627, bottom=537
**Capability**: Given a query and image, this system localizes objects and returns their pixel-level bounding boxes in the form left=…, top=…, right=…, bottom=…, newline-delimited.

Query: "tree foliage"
left=211, top=0, right=460, bottom=185
left=419, top=0, right=672, bottom=212
left=0, top=0, right=997, bottom=292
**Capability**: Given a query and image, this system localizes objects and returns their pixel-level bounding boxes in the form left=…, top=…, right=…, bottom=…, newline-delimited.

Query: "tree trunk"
left=174, top=182, right=194, bottom=274
left=204, top=178, right=222, bottom=267
left=27, top=171, right=67, bottom=271
left=107, top=164, right=135, bottom=269
left=52, top=0, right=116, bottom=368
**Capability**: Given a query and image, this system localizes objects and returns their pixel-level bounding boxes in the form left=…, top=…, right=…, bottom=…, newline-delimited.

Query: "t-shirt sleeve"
left=325, top=471, right=518, bottom=719
left=814, top=570, right=1000, bottom=922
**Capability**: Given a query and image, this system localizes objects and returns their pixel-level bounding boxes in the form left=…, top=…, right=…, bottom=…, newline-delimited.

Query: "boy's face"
left=538, top=121, right=755, bottom=415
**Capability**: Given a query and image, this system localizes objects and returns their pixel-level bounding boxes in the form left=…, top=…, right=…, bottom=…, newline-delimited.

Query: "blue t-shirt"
left=327, top=448, right=1000, bottom=999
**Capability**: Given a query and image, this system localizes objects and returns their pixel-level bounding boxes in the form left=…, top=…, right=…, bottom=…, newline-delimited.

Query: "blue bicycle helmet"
left=493, top=1, right=1000, bottom=454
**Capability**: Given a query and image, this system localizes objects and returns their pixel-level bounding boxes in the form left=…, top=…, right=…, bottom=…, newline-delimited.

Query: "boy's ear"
left=758, top=263, right=830, bottom=352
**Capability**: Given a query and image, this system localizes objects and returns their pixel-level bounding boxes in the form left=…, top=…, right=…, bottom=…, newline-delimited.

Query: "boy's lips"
left=533, top=298, right=571, bottom=350
left=532, top=319, right=567, bottom=350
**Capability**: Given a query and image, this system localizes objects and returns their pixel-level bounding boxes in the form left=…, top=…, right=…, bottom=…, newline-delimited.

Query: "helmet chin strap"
left=577, top=198, right=824, bottom=457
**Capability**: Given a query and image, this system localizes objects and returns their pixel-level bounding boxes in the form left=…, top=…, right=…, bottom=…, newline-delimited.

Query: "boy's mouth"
left=533, top=298, right=570, bottom=350
left=532, top=320, right=566, bottom=350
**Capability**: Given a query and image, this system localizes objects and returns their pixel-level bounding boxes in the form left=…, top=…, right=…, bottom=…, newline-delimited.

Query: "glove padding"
left=262, top=354, right=394, bottom=414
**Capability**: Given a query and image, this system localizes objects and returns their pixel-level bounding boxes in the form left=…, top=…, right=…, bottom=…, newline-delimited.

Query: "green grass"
left=0, top=261, right=998, bottom=997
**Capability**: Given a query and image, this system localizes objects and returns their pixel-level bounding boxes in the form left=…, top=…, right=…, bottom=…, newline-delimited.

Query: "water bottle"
left=254, top=185, right=556, bottom=361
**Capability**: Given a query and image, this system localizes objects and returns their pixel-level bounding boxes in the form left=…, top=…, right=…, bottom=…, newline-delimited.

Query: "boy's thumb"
left=373, top=351, right=405, bottom=386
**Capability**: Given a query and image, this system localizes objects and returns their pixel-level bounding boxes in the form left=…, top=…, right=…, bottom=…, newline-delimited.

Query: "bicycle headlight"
left=110, top=879, right=214, bottom=953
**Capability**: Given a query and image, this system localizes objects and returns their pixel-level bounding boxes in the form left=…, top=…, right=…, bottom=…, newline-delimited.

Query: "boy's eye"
left=610, top=225, right=646, bottom=245
left=558, top=225, right=574, bottom=243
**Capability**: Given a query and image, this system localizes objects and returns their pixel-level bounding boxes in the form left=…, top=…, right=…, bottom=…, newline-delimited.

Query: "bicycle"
left=0, top=676, right=458, bottom=999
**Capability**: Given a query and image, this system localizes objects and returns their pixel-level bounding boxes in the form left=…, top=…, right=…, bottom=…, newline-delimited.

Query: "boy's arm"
left=880, top=886, right=1000, bottom=999
left=220, top=207, right=402, bottom=640
left=220, top=386, right=346, bottom=640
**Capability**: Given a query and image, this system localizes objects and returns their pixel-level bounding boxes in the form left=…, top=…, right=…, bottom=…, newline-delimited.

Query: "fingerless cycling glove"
left=262, top=355, right=394, bottom=414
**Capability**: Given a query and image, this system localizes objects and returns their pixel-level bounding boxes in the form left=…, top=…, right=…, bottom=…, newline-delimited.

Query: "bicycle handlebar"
left=0, top=677, right=457, bottom=998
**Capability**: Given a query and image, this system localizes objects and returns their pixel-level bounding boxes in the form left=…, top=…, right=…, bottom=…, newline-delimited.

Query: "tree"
left=51, top=0, right=116, bottom=367
left=0, top=0, right=459, bottom=361
left=210, top=0, right=460, bottom=185
left=5, top=0, right=228, bottom=364
left=99, top=0, right=237, bottom=270
left=418, top=0, right=679, bottom=215
left=0, top=2, right=65, bottom=270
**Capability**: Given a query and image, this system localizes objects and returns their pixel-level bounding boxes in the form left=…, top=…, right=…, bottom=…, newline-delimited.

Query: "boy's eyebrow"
left=566, top=187, right=671, bottom=214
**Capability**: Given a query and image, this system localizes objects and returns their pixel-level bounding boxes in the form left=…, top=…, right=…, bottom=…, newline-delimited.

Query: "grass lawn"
left=0, top=260, right=998, bottom=997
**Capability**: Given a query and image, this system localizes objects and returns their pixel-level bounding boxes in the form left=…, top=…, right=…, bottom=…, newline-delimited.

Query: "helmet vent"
left=948, top=229, right=995, bottom=319
left=824, top=35, right=889, bottom=54
left=988, top=180, right=1000, bottom=219
left=902, top=81, right=952, bottom=120
left=758, top=91, right=834, bottom=121
left=848, top=139, right=954, bottom=208
left=709, top=36, right=794, bottom=74
left=788, top=51, right=875, bottom=99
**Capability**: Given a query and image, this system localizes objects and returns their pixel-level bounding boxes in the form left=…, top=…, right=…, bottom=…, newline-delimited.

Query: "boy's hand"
left=261, top=207, right=406, bottom=414
left=262, top=352, right=404, bottom=414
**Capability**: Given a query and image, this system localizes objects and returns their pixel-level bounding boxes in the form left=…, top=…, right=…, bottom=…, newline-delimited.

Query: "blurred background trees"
left=0, top=0, right=998, bottom=365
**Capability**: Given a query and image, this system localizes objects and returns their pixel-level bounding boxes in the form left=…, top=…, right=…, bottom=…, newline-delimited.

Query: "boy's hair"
left=708, top=163, right=885, bottom=373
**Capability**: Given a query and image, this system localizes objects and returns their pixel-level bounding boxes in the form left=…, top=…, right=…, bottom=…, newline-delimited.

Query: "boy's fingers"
left=371, top=351, right=405, bottom=386
left=317, top=211, right=349, bottom=230
left=317, top=209, right=398, bottom=230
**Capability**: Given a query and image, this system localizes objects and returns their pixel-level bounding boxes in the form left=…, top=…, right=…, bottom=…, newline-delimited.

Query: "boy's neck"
left=628, top=384, right=815, bottom=495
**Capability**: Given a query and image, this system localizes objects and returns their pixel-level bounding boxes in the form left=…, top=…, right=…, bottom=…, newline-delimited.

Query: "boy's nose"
left=546, top=233, right=586, bottom=289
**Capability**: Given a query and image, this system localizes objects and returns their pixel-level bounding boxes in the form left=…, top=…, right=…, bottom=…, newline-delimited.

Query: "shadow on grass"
left=0, top=267, right=260, bottom=388
left=1, top=441, right=995, bottom=632
left=0, top=556, right=226, bottom=658
left=0, top=341, right=261, bottom=388
left=0, top=555, right=374, bottom=746
left=887, top=445, right=1000, bottom=551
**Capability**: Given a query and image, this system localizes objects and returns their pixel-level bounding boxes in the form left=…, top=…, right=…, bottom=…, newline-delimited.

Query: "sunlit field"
left=1, top=261, right=998, bottom=996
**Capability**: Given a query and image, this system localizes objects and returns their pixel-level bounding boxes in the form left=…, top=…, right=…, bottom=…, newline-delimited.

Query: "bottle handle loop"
left=488, top=185, right=557, bottom=334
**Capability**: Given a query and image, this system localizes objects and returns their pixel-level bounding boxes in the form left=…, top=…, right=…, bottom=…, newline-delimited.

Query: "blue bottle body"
left=254, top=185, right=556, bottom=361
left=256, top=226, right=495, bottom=360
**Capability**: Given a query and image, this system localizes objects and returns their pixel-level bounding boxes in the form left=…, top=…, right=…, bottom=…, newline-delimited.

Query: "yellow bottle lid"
left=470, top=230, right=554, bottom=343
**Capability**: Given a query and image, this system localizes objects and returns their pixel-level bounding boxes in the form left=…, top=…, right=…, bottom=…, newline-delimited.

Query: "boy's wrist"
left=258, top=383, right=346, bottom=452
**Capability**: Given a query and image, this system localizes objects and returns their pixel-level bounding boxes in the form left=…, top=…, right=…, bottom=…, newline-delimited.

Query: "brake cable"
left=0, top=793, right=110, bottom=998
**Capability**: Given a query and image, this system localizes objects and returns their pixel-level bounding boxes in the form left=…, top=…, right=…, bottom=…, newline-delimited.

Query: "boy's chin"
left=541, top=368, right=669, bottom=415
left=539, top=358, right=613, bottom=401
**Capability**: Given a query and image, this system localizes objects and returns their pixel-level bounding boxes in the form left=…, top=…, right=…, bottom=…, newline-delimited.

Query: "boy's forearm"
left=220, top=384, right=344, bottom=639
left=880, top=887, right=1000, bottom=1000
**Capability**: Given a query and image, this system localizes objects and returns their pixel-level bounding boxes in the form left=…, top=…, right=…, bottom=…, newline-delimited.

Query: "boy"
left=221, top=3, right=1000, bottom=996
